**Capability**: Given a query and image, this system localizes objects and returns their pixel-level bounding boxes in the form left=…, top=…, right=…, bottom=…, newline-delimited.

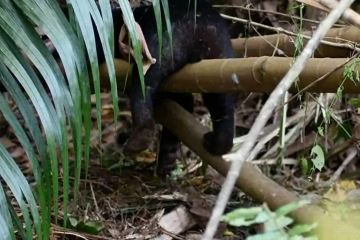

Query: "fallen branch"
left=325, top=147, right=358, bottom=185
left=154, top=99, right=316, bottom=221
left=213, top=4, right=345, bottom=28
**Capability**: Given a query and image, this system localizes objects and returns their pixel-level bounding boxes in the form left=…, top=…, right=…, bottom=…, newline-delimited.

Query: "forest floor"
left=2, top=92, right=352, bottom=239
left=58, top=93, right=265, bottom=239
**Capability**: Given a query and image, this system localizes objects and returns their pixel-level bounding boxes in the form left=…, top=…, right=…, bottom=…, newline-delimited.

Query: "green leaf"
left=348, top=98, right=360, bottom=108
left=0, top=144, right=40, bottom=239
left=0, top=184, right=14, bottom=240
left=161, top=0, right=173, bottom=63
left=13, top=0, right=91, bottom=207
left=117, top=0, right=145, bottom=96
left=264, top=215, right=293, bottom=232
left=222, top=207, right=271, bottom=227
left=99, top=0, right=114, bottom=54
left=0, top=213, right=12, bottom=240
left=275, top=200, right=310, bottom=217
left=152, top=0, right=163, bottom=63
left=0, top=92, right=50, bottom=237
left=317, top=126, right=324, bottom=137
left=0, top=0, right=73, bottom=227
left=67, top=216, right=104, bottom=235
left=288, top=223, right=318, bottom=236
left=68, top=217, right=79, bottom=227
left=310, top=144, right=325, bottom=171
left=0, top=32, right=57, bottom=237
left=336, top=121, right=353, bottom=140
left=300, top=158, right=310, bottom=176
left=223, top=207, right=263, bottom=221
left=76, top=220, right=104, bottom=235
left=71, top=0, right=119, bottom=134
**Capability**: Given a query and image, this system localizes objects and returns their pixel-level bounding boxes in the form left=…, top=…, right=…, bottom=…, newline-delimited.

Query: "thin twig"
left=202, top=1, right=355, bottom=239
left=52, top=230, right=88, bottom=240
left=52, top=224, right=116, bottom=240
left=66, top=176, right=115, bottom=192
left=326, top=147, right=357, bottom=185
left=252, top=158, right=298, bottom=165
left=213, top=4, right=345, bottom=28
left=90, top=183, right=101, bottom=217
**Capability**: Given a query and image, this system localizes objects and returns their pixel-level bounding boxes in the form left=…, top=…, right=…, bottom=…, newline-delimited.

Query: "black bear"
left=114, top=0, right=236, bottom=176
left=0, top=0, right=236, bottom=177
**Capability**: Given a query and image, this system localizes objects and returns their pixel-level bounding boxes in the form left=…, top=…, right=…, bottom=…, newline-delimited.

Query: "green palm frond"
left=0, top=0, right=166, bottom=238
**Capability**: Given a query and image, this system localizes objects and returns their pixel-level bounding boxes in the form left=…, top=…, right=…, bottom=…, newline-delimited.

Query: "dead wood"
left=154, top=99, right=317, bottom=222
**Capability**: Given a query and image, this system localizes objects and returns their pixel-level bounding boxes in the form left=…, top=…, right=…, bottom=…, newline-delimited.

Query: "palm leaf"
left=0, top=0, right=168, bottom=238
left=0, top=184, right=15, bottom=240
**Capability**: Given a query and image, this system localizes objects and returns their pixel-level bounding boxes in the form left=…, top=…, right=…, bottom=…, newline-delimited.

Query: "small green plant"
left=337, top=56, right=360, bottom=100
left=344, top=57, right=360, bottom=85
left=222, top=200, right=317, bottom=240
left=310, top=144, right=325, bottom=172
left=299, top=143, right=326, bottom=177
left=291, top=2, right=305, bottom=57
left=170, top=162, right=184, bottom=180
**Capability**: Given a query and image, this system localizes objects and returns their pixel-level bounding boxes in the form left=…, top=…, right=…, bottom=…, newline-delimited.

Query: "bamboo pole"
left=154, top=99, right=315, bottom=222
left=100, top=57, right=360, bottom=94
left=231, top=26, right=360, bottom=58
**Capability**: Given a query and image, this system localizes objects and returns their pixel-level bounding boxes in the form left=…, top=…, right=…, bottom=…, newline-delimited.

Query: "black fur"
left=117, top=0, right=236, bottom=176
left=0, top=0, right=236, bottom=177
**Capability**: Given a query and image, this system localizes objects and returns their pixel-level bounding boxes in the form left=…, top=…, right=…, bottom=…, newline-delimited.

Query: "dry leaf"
left=324, top=180, right=357, bottom=202
left=158, top=206, right=196, bottom=235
